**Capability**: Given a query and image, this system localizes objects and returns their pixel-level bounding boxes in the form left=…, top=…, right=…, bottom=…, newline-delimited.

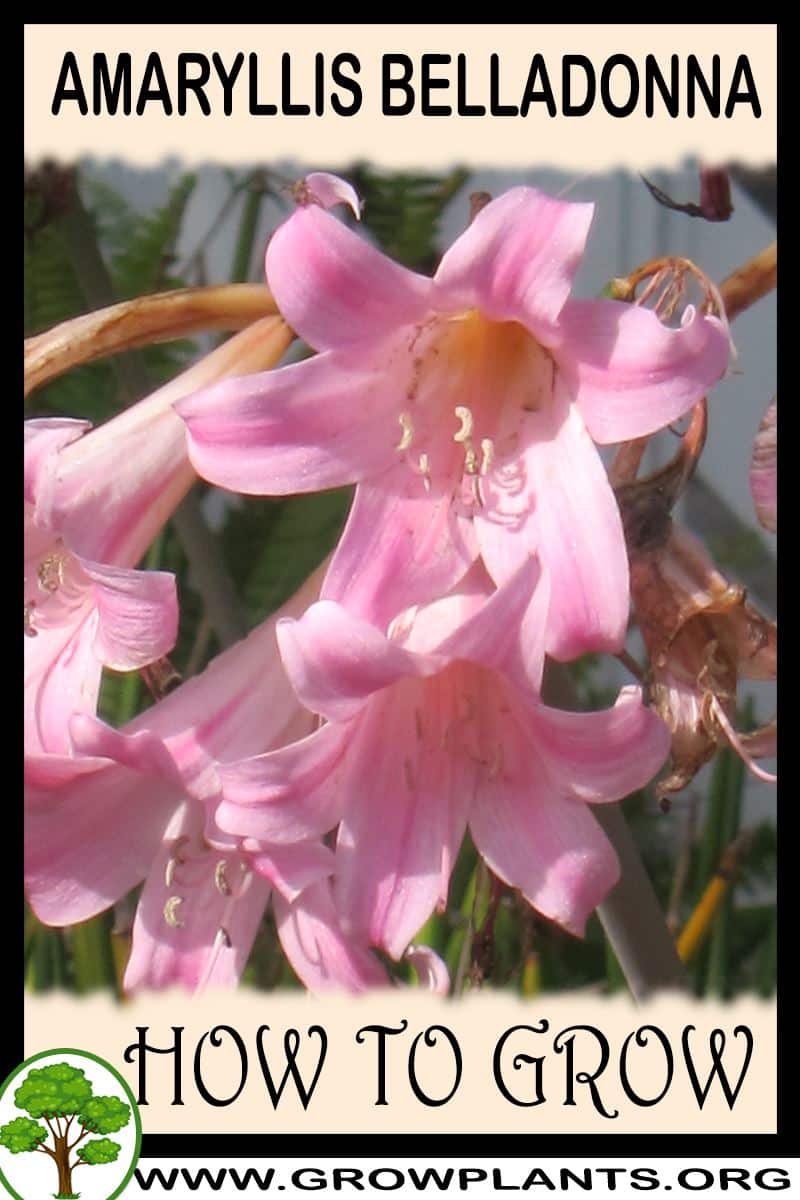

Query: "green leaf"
left=352, top=165, right=469, bottom=271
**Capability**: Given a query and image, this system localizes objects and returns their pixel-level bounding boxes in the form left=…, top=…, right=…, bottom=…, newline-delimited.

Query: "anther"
left=479, top=438, right=495, bottom=475
left=418, top=452, right=432, bottom=492
left=24, top=601, right=37, bottom=638
left=38, top=551, right=66, bottom=594
left=164, top=858, right=178, bottom=888
left=453, top=405, right=474, bottom=443
left=396, top=411, right=414, bottom=452
left=163, top=896, right=184, bottom=928
left=214, top=860, right=232, bottom=897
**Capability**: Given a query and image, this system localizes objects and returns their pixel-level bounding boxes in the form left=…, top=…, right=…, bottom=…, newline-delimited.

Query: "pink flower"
left=217, top=559, right=671, bottom=962
left=25, top=315, right=292, bottom=756
left=24, top=568, right=363, bottom=993
left=25, top=414, right=183, bottom=755
left=179, top=181, right=730, bottom=661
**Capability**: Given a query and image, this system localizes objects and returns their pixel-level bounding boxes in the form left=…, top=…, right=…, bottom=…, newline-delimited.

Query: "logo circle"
left=0, top=1048, right=142, bottom=1200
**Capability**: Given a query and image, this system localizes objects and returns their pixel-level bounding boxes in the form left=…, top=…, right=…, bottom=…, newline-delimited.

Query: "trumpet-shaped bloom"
left=179, top=182, right=730, bottom=661
left=25, top=315, right=293, bottom=756
left=25, top=415, right=183, bottom=755
left=24, top=568, right=364, bottom=993
left=217, top=559, right=671, bottom=961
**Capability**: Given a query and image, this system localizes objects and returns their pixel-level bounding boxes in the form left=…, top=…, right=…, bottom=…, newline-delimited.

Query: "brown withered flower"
left=615, top=403, right=776, bottom=803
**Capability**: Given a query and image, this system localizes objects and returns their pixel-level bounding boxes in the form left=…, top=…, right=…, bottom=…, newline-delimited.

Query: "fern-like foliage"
left=349, top=165, right=469, bottom=271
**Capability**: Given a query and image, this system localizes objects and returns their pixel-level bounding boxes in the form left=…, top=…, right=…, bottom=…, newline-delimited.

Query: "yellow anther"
left=163, top=896, right=184, bottom=928
left=164, top=858, right=178, bottom=888
left=453, top=405, right=474, bottom=443
left=396, top=411, right=414, bottom=452
left=464, top=445, right=478, bottom=475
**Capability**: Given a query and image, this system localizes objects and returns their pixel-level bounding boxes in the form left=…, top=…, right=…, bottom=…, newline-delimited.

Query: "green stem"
left=70, top=912, right=119, bottom=996
left=705, top=751, right=744, bottom=999
left=229, top=174, right=267, bottom=284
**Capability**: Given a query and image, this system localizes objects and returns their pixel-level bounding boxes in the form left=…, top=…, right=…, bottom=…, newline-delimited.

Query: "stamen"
left=163, top=896, right=184, bottom=928
left=453, top=405, right=474, bottom=443
left=24, top=601, right=37, bottom=637
left=38, top=551, right=67, bottom=593
left=214, top=859, right=232, bottom=897
left=403, top=758, right=416, bottom=791
left=396, top=411, right=414, bottom=452
left=164, top=859, right=178, bottom=888
left=479, top=438, right=495, bottom=475
left=464, top=444, right=478, bottom=475
left=418, top=452, right=432, bottom=492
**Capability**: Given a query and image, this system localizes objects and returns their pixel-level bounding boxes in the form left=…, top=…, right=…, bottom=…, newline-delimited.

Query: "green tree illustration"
left=0, top=1063, right=130, bottom=1197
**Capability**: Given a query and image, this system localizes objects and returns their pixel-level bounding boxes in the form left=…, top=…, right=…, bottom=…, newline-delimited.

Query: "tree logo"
left=0, top=1050, right=141, bottom=1200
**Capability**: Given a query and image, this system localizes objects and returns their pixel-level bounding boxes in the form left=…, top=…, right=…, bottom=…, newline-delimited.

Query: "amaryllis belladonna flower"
left=24, top=567, right=387, bottom=993
left=179, top=176, right=730, bottom=662
left=24, top=315, right=291, bottom=756
left=216, top=558, right=671, bottom=962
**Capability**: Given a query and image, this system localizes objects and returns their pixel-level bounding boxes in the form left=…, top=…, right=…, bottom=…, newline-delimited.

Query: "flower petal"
left=405, top=945, right=451, bottom=995
left=24, top=418, right=90, bottom=508
left=79, top=557, right=178, bottom=671
left=216, top=722, right=349, bottom=843
left=554, top=300, right=730, bottom=444
left=25, top=757, right=177, bottom=926
left=274, top=881, right=389, bottom=993
left=25, top=611, right=102, bottom=756
left=178, top=346, right=410, bottom=495
left=248, top=841, right=335, bottom=904
left=322, top=464, right=478, bottom=631
left=435, top=187, right=593, bottom=330
left=266, top=205, right=430, bottom=352
left=476, top=385, right=629, bottom=661
left=123, top=804, right=271, bottom=993
left=277, top=600, right=440, bottom=724
left=300, top=172, right=362, bottom=219
left=333, top=679, right=470, bottom=960
left=530, top=685, right=671, bottom=803
left=469, top=708, right=619, bottom=936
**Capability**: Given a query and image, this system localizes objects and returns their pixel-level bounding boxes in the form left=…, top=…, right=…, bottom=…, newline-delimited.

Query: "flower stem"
left=718, top=242, right=777, bottom=321
left=592, top=804, right=687, bottom=1000
left=24, top=283, right=276, bottom=399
